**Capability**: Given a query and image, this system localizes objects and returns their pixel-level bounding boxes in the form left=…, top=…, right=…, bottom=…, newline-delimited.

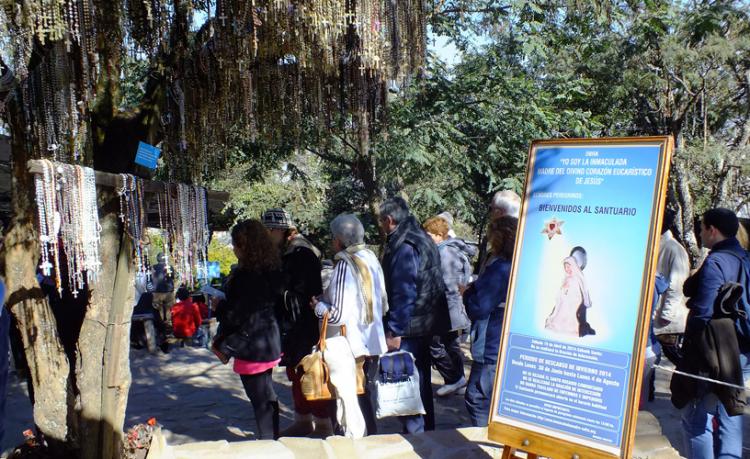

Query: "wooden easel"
left=501, top=447, right=539, bottom=459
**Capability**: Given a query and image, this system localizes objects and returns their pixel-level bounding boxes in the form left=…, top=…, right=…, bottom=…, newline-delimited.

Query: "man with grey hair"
left=490, top=189, right=521, bottom=220
left=311, top=213, right=388, bottom=435
left=379, top=196, right=449, bottom=433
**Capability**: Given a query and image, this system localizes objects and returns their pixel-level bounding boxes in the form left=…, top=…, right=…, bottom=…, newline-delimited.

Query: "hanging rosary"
left=117, top=173, right=151, bottom=283
left=157, top=182, right=210, bottom=288
left=34, top=159, right=101, bottom=296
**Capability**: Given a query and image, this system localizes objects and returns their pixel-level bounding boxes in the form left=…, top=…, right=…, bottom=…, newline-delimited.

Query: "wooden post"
left=76, top=188, right=133, bottom=459
left=99, top=229, right=134, bottom=459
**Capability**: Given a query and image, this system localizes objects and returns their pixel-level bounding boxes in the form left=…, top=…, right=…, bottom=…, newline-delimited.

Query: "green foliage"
left=205, top=0, right=750, bottom=247
left=208, top=235, right=237, bottom=276
left=119, top=56, right=151, bottom=111
left=212, top=150, right=330, bottom=237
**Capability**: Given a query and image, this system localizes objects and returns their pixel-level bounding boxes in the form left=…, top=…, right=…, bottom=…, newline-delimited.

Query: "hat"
left=261, top=208, right=294, bottom=229
left=437, top=211, right=454, bottom=229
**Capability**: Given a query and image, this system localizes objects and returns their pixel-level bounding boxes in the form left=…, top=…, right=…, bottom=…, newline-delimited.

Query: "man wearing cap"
left=261, top=208, right=330, bottom=437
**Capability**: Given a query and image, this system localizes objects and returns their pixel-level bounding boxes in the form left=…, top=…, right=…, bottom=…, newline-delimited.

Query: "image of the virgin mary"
left=544, top=253, right=595, bottom=337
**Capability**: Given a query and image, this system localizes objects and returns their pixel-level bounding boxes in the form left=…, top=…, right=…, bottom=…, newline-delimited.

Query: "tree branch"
left=434, top=6, right=510, bottom=16
left=335, top=134, right=361, bottom=155
left=305, top=147, right=354, bottom=167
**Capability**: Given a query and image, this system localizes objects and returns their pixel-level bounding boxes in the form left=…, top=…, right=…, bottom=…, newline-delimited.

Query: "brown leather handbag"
left=296, top=312, right=366, bottom=401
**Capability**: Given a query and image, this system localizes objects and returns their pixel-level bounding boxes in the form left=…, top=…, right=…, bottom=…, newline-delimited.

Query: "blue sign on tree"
left=134, top=142, right=161, bottom=170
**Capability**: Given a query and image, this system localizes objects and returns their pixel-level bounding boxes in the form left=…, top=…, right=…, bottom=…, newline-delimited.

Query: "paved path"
left=1, top=345, right=748, bottom=457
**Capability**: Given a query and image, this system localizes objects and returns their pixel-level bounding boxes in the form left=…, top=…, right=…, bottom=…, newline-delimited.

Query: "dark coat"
left=670, top=302, right=747, bottom=416
left=278, top=236, right=323, bottom=367
left=464, top=256, right=512, bottom=364
left=671, top=237, right=750, bottom=416
left=683, top=237, right=750, bottom=351
left=215, top=267, right=283, bottom=362
left=382, top=216, right=450, bottom=338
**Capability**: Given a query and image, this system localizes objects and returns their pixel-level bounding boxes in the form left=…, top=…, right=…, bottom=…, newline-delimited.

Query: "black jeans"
left=430, top=331, right=465, bottom=385
left=240, top=369, right=279, bottom=439
left=400, top=336, right=435, bottom=432
left=358, top=356, right=380, bottom=435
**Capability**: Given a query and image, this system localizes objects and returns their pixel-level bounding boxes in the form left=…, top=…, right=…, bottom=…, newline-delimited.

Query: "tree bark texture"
left=671, top=151, right=701, bottom=263
left=4, top=81, right=134, bottom=457
left=75, top=190, right=134, bottom=459
left=4, top=101, right=75, bottom=450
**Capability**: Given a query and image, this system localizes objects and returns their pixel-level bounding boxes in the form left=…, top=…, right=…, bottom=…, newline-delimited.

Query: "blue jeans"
left=465, top=360, right=496, bottom=427
left=398, top=336, right=434, bottom=434
left=470, top=318, right=488, bottom=365
left=681, top=352, right=750, bottom=458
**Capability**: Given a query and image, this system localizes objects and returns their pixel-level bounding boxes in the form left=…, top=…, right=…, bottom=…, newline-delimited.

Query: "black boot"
left=271, top=400, right=280, bottom=440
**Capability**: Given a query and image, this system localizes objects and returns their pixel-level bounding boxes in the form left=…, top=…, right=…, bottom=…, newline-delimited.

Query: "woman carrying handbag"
left=213, top=219, right=284, bottom=440
left=309, top=214, right=389, bottom=436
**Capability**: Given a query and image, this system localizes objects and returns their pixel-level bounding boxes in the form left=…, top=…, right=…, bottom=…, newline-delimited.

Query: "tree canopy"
left=210, top=0, right=749, bottom=258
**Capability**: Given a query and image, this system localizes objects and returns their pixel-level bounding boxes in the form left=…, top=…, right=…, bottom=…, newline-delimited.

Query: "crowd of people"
left=205, top=192, right=522, bottom=439
left=204, top=195, right=750, bottom=459
left=1, top=190, right=748, bottom=459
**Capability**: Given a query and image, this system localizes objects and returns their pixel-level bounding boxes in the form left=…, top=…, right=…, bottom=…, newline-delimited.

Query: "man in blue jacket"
left=681, top=208, right=750, bottom=458
left=380, top=197, right=450, bottom=433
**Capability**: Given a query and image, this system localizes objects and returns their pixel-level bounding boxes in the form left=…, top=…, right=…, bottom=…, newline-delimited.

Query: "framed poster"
left=488, top=137, right=673, bottom=459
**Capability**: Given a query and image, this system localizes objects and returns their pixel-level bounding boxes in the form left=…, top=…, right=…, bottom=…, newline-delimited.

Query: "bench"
left=132, top=313, right=158, bottom=353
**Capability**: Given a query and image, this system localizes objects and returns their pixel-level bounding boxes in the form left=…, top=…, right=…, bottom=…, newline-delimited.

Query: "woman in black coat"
left=214, top=219, right=284, bottom=439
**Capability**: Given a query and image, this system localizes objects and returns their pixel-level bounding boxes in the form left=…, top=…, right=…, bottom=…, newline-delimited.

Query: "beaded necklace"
left=117, top=174, right=151, bottom=283
left=34, top=159, right=101, bottom=296
left=156, top=182, right=209, bottom=288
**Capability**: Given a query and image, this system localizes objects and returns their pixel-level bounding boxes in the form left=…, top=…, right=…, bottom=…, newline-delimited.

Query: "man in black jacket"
left=678, top=208, right=750, bottom=459
left=379, top=197, right=450, bottom=433
left=261, top=208, right=329, bottom=437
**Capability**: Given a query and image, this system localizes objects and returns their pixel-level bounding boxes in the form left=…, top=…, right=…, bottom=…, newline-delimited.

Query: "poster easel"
left=488, top=137, right=674, bottom=459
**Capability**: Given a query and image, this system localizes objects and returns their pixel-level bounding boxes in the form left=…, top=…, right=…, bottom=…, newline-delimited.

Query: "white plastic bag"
left=374, top=350, right=426, bottom=419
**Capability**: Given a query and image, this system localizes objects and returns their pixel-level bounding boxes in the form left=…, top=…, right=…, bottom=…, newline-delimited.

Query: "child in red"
left=171, top=288, right=203, bottom=339
left=193, top=294, right=210, bottom=320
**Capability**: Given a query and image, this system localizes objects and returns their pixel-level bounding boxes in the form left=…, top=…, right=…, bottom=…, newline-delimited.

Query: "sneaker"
left=436, top=376, right=467, bottom=397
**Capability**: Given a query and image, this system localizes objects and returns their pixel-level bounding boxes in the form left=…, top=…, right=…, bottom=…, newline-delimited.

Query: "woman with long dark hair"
left=463, top=215, right=517, bottom=426
left=214, top=219, right=283, bottom=439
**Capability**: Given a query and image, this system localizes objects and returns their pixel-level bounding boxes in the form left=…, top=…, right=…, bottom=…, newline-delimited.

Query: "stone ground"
left=1, top=344, right=748, bottom=457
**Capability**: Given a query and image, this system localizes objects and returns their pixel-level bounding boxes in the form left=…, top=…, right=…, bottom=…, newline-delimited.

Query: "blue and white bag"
left=374, top=350, right=426, bottom=419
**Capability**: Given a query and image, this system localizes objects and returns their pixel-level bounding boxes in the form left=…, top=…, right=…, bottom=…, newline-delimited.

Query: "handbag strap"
left=319, top=311, right=328, bottom=352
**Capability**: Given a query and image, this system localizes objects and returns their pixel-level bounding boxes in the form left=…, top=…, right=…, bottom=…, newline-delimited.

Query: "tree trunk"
left=4, top=80, right=134, bottom=457
left=355, top=109, right=383, bottom=229
left=4, top=103, right=77, bottom=452
left=75, top=189, right=133, bottom=459
left=671, top=141, right=701, bottom=264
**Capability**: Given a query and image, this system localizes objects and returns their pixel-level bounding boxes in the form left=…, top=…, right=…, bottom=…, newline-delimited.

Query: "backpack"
left=717, top=250, right=750, bottom=350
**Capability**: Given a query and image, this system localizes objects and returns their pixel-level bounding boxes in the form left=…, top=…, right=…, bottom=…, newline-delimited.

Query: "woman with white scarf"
left=544, top=255, right=594, bottom=337
left=310, top=214, right=388, bottom=437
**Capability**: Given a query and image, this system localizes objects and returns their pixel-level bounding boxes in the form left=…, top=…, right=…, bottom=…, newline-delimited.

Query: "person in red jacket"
left=171, top=287, right=203, bottom=339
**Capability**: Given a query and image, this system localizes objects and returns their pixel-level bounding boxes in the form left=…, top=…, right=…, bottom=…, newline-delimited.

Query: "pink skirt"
left=233, top=358, right=280, bottom=375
